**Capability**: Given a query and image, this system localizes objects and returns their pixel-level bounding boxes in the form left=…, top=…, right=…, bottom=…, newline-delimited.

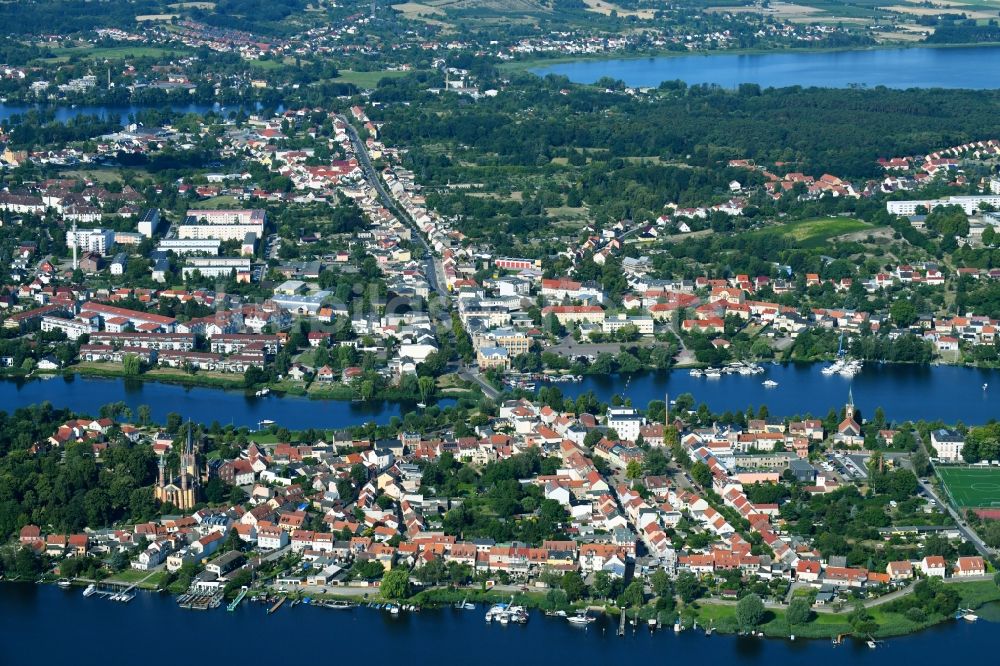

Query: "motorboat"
left=82, top=584, right=96, bottom=597
left=568, top=612, right=595, bottom=625
left=762, top=379, right=778, bottom=387
left=689, top=369, right=704, bottom=377
left=704, top=368, right=722, bottom=379
left=56, top=579, right=71, bottom=589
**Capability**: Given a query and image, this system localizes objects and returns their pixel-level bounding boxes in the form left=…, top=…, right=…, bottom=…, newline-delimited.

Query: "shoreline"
left=0, top=365, right=470, bottom=409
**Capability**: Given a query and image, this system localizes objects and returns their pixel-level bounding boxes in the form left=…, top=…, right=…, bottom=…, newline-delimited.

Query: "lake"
left=1, top=584, right=997, bottom=666
left=0, top=375, right=455, bottom=430
left=548, top=362, right=1000, bottom=425
left=531, top=46, right=1000, bottom=89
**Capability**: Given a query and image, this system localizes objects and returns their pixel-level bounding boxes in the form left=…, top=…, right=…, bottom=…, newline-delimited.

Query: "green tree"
left=620, top=580, right=644, bottom=608
left=675, top=571, right=701, bottom=603
left=650, top=568, right=672, bottom=599
left=735, top=593, right=765, bottom=632
left=691, top=461, right=712, bottom=488
left=418, top=376, right=435, bottom=403
left=381, top=568, right=411, bottom=599
left=561, top=570, right=586, bottom=601
left=786, top=597, right=812, bottom=626
left=626, top=460, right=642, bottom=484
left=592, top=570, right=613, bottom=599
left=890, top=300, right=918, bottom=328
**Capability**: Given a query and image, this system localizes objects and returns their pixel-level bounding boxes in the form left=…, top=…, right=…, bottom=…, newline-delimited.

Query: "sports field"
left=937, top=467, right=1000, bottom=508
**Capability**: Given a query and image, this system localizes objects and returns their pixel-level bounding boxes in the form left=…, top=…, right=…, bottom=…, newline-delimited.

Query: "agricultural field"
left=751, top=216, right=871, bottom=248
left=937, top=466, right=1000, bottom=508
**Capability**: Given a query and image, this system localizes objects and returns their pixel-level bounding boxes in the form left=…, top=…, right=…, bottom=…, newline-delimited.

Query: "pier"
left=178, top=591, right=224, bottom=610
left=618, top=609, right=626, bottom=636
left=227, top=587, right=248, bottom=612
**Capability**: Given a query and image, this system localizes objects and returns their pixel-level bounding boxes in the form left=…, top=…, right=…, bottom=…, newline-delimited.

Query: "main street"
left=338, top=115, right=448, bottom=299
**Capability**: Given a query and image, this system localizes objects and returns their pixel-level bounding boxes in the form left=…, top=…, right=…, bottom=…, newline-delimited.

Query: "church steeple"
left=846, top=388, right=855, bottom=420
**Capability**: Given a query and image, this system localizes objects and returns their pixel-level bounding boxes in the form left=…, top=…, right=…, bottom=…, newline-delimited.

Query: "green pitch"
left=937, top=467, right=1000, bottom=508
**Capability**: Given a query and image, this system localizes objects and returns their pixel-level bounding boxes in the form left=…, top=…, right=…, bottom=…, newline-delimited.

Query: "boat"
left=118, top=593, right=134, bottom=603
left=388, top=604, right=400, bottom=615
left=416, top=402, right=426, bottom=409
left=673, top=620, right=682, bottom=633
left=255, top=387, right=270, bottom=397
left=983, top=383, right=988, bottom=391
left=56, top=579, right=71, bottom=589
left=324, top=600, right=355, bottom=610
left=821, top=359, right=843, bottom=375
left=704, top=368, right=722, bottom=379
left=82, top=584, right=96, bottom=597
left=568, top=612, right=595, bottom=626
left=454, top=598, right=475, bottom=610
left=648, top=618, right=657, bottom=628
left=545, top=609, right=567, bottom=617
left=867, top=639, right=877, bottom=649
left=762, top=379, right=778, bottom=387
left=790, top=634, right=795, bottom=641
left=957, top=608, right=979, bottom=621
left=689, top=369, right=704, bottom=377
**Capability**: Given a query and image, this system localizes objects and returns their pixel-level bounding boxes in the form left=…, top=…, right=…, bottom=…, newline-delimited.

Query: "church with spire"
left=834, top=388, right=863, bottom=446
left=154, top=422, right=199, bottom=511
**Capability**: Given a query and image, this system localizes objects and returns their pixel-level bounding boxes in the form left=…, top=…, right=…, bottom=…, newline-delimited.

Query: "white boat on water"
left=56, top=579, right=71, bottom=589
left=568, top=612, right=595, bottom=626
left=822, top=360, right=844, bottom=375
left=254, top=387, right=270, bottom=397
left=762, top=379, right=778, bottom=387
left=674, top=620, right=682, bottom=633
left=689, top=369, right=704, bottom=377
left=82, top=584, right=96, bottom=597
left=964, top=612, right=979, bottom=622
left=704, top=368, right=722, bottom=379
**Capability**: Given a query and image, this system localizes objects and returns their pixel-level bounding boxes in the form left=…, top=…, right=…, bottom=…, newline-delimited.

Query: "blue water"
left=2, top=363, right=998, bottom=429
left=532, top=46, right=1000, bottom=89
left=0, top=375, right=455, bottom=430
left=549, top=363, right=1000, bottom=425
left=0, top=584, right=996, bottom=666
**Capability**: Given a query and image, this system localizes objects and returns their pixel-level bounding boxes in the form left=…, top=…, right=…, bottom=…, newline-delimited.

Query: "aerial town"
left=2, top=1, right=1000, bottom=660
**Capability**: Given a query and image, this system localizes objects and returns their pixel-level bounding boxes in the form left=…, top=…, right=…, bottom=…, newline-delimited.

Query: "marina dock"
left=268, top=597, right=286, bottom=615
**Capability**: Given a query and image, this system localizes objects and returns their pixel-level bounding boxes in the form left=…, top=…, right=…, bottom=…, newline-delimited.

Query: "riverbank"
left=65, top=362, right=478, bottom=406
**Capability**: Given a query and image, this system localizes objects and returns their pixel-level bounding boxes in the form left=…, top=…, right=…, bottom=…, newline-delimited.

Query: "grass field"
left=335, top=70, right=413, bottom=89
left=752, top=216, right=871, bottom=248
left=937, top=466, right=1000, bottom=508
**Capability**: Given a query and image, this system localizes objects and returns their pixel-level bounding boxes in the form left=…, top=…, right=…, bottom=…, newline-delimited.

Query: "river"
left=1, top=362, right=998, bottom=428
left=547, top=362, right=1000, bottom=425
left=531, top=45, right=1000, bottom=89
left=0, top=375, right=455, bottom=430
left=0, top=584, right=997, bottom=666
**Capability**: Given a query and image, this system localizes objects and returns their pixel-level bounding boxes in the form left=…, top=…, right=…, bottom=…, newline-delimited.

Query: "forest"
left=376, top=76, right=1000, bottom=242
